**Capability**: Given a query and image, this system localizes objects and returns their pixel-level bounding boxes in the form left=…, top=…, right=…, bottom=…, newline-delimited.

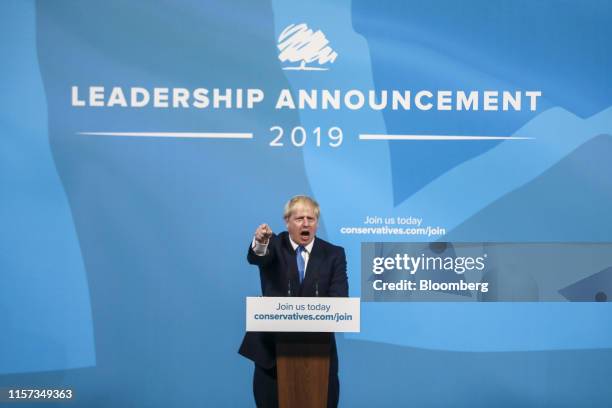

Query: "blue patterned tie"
left=296, top=245, right=305, bottom=284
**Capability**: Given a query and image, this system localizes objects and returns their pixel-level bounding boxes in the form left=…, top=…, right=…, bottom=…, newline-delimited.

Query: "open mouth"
left=300, top=231, right=310, bottom=238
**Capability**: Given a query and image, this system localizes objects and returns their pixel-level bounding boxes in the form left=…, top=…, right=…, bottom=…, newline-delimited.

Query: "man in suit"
left=239, top=195, right=349, bottom=408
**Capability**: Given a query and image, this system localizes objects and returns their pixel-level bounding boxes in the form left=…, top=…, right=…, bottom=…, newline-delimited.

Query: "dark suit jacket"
left=238, top=231, right=349, bottom=369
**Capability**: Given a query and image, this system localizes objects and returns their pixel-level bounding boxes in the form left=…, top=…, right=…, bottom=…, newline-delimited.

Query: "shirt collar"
left=288, top=235, right=315, bottom=253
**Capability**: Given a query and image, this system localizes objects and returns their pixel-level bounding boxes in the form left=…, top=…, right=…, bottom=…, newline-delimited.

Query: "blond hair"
left=283, top=195, right=320, bottom=220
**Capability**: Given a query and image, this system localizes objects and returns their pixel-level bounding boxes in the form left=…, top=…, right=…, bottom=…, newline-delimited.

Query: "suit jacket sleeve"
left=327, top=247, right=349, bottom=297
left=247, top=235, right=277, bottom=267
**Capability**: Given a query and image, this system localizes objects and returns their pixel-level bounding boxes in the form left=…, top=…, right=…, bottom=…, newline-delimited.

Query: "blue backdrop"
left=1, top=0, right=611, bottom=406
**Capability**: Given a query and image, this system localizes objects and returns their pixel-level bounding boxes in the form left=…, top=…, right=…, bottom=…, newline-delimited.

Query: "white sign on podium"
left=246, top=297, right=360, bottom=333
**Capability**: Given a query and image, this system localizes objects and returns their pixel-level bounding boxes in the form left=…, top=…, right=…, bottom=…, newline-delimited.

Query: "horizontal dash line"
left=77, top=132, right=253, bottom=139
left=359, top=134, right=533, bottom=141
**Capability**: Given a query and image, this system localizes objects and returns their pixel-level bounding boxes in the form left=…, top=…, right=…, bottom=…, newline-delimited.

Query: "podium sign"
left=246, top=297, right=360, bottom=332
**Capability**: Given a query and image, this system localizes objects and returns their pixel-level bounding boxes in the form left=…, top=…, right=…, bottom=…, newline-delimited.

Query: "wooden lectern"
left=246, top=297, right=360, bottom=407
left=276, top=332, right=331, bottom=408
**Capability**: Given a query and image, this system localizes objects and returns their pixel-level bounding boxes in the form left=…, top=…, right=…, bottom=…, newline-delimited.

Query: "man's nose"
left=303, top=219, right=310, bottom=226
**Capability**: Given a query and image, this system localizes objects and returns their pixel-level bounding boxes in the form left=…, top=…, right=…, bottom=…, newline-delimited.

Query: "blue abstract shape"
left=560, top=266, right=612, bottom=302
left=353, top=0, right=612, bottom=204
left=0, top=0, right=94, bottom=374
left=339, top=337, right=612, bottom=407
left=448, top=134, right=612, bottom=241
